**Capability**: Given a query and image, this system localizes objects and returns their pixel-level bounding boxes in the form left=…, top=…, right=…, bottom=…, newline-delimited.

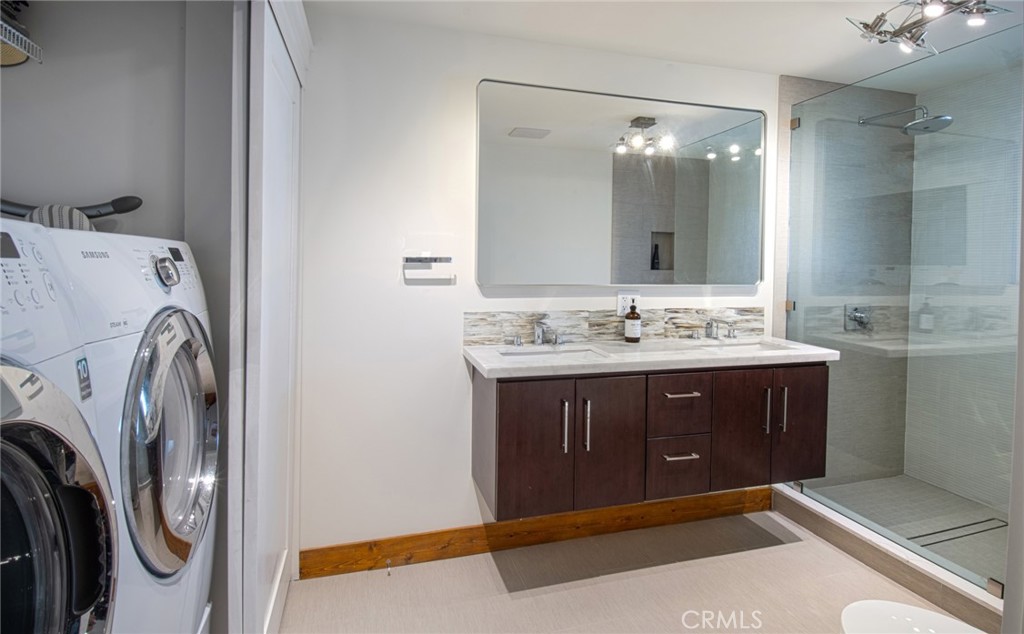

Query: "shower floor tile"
left=809, top=474, right=1007, bottom=584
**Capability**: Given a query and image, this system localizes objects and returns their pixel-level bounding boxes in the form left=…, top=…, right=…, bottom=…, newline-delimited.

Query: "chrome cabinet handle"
left=662, top=452, right=700, bottom=462
left=584, top=399, right=592, bottom=451
left=561, top=400, right=569, bottom=454
left=781, top=386, right=789, bottom=432
left=764, top=387, right=772, bottom=434
left=663, top=391, right=701, bottom=399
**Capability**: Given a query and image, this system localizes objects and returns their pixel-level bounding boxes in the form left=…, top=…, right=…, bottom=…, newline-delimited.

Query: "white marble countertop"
left=806, top=331, right=1017, bottom=359
left=463, top=336, right=840, bottom=379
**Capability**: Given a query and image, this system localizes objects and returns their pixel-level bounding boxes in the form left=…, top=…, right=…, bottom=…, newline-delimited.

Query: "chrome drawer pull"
left=561, top=400, right=569, bottom=454
left=663, top=452, right=700, bottom=462
left=664, top=391, right=701, bottom=399
left=781, top=386, right=789, bottom=432
left=764, top=387, right=772, bottom=434
left=584, top=399, right=592, bottom=452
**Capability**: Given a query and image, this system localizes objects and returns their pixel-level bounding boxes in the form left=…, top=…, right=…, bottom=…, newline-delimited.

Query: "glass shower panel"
left=786, top=27, right=1022, bottom=590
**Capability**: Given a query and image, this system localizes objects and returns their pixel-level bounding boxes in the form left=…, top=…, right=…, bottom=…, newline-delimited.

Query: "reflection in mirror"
left=477, top=81, right=765, bottom=287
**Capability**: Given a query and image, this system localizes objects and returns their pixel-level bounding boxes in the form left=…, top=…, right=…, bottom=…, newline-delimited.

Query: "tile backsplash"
left=463, top=307, right=764, bottom=346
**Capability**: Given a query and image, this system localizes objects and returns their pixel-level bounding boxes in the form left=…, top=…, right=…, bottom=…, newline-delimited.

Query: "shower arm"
left=858, top=106, right=929, bottom=126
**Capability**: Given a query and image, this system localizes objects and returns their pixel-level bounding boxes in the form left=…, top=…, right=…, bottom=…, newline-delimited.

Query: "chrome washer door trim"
left=121, top=308, right=218, bottom=578
left=1, top=363, right=118, bottom=634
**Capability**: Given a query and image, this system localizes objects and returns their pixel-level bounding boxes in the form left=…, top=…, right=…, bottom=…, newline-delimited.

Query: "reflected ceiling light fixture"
left=731, top=156, right=741, bottom=162
left=705, top=147, right=717, bottom=160
left=847, top=0, right=1010, bottom=55
left=754, top=147, right=763, bottom=156
left=923, top=0, right=946, bottom=17
left=729, top=144, right=741, bottom=154
left=613, top=116, right=676, bottom=157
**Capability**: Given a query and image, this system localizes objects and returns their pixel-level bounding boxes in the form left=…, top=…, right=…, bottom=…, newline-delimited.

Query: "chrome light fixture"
left=847, top=0, right=1010, bottom=55
left=613, top=116, right=675, bottom=156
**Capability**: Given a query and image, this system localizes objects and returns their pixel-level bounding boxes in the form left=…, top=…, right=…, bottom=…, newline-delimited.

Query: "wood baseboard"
left=299, top=487, right=771, bottom=580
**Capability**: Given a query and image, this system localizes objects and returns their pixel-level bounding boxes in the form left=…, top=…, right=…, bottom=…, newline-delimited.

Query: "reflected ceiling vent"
left=847, top=0, right=1011, bottom=56
left=508, top=127, right=551, bottom=139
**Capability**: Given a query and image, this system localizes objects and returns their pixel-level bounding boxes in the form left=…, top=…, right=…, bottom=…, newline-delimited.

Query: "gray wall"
left=1, top=1, right=186, bottom=239
left=611, top=154, right=676, bottom=284
left=674, top=158, right=710, bottom=283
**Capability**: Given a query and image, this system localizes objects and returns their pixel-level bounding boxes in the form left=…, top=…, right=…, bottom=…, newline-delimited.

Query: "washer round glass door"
left=122, top=308, right=218, bottom=578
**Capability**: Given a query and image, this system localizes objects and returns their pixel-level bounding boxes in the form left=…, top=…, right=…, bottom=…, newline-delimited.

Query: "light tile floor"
left=810, top=475, right=1008, bottom=583
left=281, top=511, right=952, bottom=633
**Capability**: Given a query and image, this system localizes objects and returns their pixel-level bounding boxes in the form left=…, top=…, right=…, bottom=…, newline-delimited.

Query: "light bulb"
left=628, top=131, right=645, bottom=149
left=657, top=134, right=676, bottom=151
left=643, top=143, right=656, bottom=156
left=899, top=40, right=914, bottom=53
left=967, top=14, right=986, bottom=26
left=923, top=0, right=944, bottom=18
left=706, top=151, right=717, bottom=160
left=615, top=143, right=628, bottom=154
left=731, top=156, right=741, bottom=162
left=754, top=147, right=763, bottom=156
left=729, top=144, right=740, bottom=154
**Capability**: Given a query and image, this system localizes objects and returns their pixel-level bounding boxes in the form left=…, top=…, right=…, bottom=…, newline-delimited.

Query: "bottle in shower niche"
left=651, top=244, right=660, bottom=270
left=625, top=304, right=642, bottom=343
left=918, top=297, right=934, bottom=333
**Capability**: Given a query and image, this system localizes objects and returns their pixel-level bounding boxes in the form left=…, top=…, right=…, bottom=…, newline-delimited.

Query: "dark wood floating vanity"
left=471, top=363, right=829, bottom=522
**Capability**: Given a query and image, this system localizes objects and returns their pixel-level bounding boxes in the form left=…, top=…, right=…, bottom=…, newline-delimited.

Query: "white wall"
left=0, top=1, right=186, bottom=240
left=299, top=7, right=779, bottom=548
left=479, top=143, right=611, bottom=285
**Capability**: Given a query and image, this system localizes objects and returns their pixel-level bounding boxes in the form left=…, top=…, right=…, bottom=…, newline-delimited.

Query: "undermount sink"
left=498, top=346, right=610, bottom=361
left=700, top=341, right=795, bottom=354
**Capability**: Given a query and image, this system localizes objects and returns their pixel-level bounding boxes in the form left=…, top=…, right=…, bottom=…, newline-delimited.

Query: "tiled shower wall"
left=903, top=62, right=1023, bottom=513
left=463, top=307, right=764, bottom=346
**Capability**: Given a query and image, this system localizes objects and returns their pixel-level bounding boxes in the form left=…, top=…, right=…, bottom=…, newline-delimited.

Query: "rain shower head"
left=858, top=106, right=954, bottom=135
left=903, top=114, right=954, bottom=135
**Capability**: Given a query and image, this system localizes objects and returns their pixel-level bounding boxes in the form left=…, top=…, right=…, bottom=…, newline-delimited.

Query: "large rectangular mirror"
left=477, top=80, right=765, bottom=286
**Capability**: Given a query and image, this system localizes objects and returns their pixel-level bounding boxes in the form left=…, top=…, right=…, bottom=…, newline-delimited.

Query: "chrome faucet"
left=534, top=323, right=545, bottom=345
left=706, top=319, right=737, bottom=340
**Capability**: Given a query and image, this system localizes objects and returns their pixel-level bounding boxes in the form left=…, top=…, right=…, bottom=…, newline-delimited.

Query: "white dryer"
left=1, top=220, right=118, bottom=633
left=49, top=229, right=219, bottom=634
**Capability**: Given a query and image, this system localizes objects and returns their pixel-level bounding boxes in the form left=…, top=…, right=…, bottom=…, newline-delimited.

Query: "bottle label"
left=625, top=319, right=642, bottom=339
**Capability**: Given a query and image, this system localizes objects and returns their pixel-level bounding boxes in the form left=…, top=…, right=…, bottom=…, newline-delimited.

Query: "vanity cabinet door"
left=770, top=365, right=829, bottom=483
left=574, top=376, right=646, bottom=510
left=496, top=379, right=575, bottom=521
left=710, top=369, right=774, bottom=491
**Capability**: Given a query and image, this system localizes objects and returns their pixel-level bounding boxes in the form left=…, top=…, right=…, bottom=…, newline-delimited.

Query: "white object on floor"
left=841, top=600, right=982, bottom=634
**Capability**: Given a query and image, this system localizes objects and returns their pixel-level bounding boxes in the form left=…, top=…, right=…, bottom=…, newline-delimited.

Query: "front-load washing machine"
left=49, top=228, right=218, bottom=634
left=1, top=220, right=118, bottom=633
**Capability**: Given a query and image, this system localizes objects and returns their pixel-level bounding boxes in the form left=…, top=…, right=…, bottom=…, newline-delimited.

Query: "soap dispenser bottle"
left=918, top=297, right=934, bottom=333
left=625, top=304, right=642, bottom=343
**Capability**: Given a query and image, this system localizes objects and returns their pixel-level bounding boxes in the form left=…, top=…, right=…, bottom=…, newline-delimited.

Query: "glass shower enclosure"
left=786, top=26, right=1022, bottom=593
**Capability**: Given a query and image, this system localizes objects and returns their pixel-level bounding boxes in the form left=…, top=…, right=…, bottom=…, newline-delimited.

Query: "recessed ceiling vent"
left=508, top=127, right=551, bottom=139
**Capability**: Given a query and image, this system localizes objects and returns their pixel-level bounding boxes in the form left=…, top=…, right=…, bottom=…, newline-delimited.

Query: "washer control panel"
left=133, top=245, right=198, bottom=293
left=1, top=230, right=60, bottom=316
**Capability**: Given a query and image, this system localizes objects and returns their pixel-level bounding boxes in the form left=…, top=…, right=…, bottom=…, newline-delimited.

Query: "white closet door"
left=242, top=2, right=302, bottom=632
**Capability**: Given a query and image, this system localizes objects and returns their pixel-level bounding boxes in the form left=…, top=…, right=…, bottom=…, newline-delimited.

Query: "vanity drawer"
left=647, top=373, right=712, bottom=437
left=646, top=435, right=712, bottom=501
